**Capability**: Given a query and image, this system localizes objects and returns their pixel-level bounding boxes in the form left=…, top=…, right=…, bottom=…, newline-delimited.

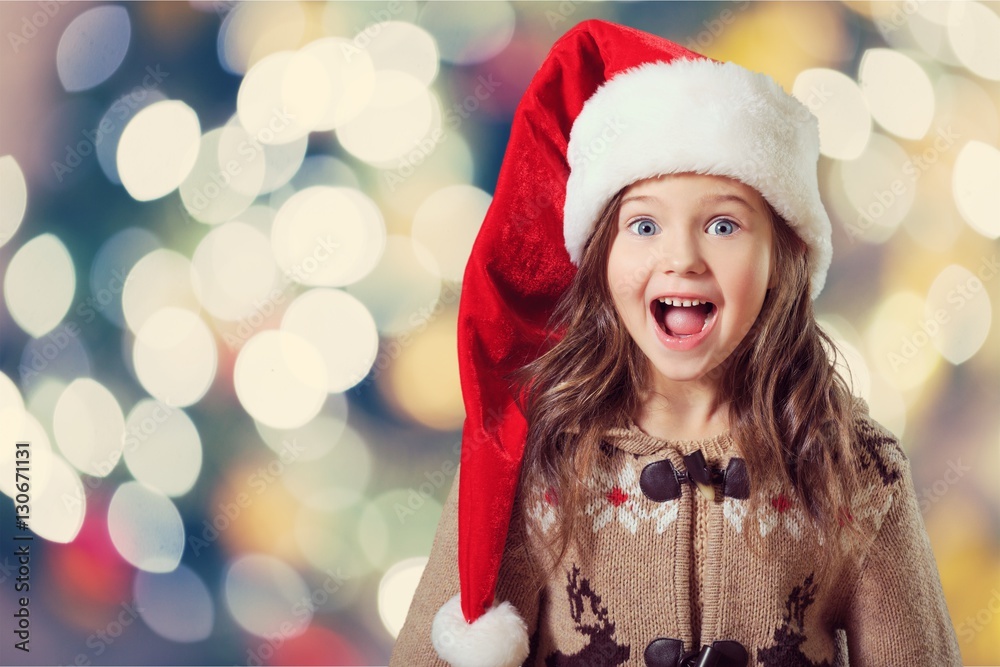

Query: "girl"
left=391, top=19, right=962, bottom=667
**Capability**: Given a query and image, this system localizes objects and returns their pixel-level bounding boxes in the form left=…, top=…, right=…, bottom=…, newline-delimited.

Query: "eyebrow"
left=620, top=192, right=760, bottom=214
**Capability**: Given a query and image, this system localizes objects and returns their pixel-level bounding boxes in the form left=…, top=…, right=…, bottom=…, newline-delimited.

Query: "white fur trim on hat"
left=431, top=593, right=530, bottom=667
left=563, top=58, right=832, bottom=300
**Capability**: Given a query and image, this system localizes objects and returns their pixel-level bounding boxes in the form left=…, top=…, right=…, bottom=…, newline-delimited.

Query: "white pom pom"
left=431, top=593, right=529, bottom=667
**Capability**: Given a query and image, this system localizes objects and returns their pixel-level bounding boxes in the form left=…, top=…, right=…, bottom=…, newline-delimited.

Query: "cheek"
left=606, top=244, right=650, bottom=301
left=721, top=244, right=772, bottom=315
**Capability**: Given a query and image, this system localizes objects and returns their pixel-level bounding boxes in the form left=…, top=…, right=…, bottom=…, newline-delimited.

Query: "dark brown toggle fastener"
left=647, top=638, right=748, bottom=667
left=680, top=641, right=748, bottom=667
left=642, top=453, right=749, bottom=502
left=683, top=450, right=723, bottom=501
left=640, top=460, right=684, bottom=502
left=722, top=458, right=750, bottom=499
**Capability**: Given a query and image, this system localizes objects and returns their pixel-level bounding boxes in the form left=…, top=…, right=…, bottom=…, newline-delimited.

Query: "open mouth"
left=651, top=297, right=717, bottom=338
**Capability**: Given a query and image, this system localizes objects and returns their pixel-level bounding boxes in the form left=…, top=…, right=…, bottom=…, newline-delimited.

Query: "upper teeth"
left=658, top=298, right=705, bottom=307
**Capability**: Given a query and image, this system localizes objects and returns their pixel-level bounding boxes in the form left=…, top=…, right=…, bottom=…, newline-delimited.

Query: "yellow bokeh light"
left=867, top=374, right=907, bottom=438
left=933, top=74, right=999, bottom=146
left=122, top=249, right=202, bottom=334
left=53, top=378, right=125, bottom=478
left=0, top=155, right=27, bottom=247
left=237, top=51, right=312, bottom=146
left=191, top=221, right=278, bottom=321
left=233, top=330, right=327, bottom=429
left=925, top=264, right=993, bottom=365
left=947, top=1, right=1000, bottom=81
left=124, top=399, right=203, bottom=497
left=4, top=233, right=75, bottom=337
left=835, top=132, right=914, bottom=244
left=281, top=288, right=378, bottom=392
left=818, top=319, right=872, bottom=402
left=793, top=68, right=871, bottom=160
left=378, top=557, right=427, bottom=639
left=866, top=291, right=941, bottom=391
left=297, top=37, right=375, bottom=131
left=335, top=71, right=438, bottom=166
left=412, top=185, right=491, bottom=282
left=133, top=307, right=217, bottom=407
left=858, top=48, right=935, bottom=140
left=374, top=130, right=475, bottom=223
left=118, top=100, right=201, bottom=201
left=217, top=1, right=306, bottom=75
left=366, top=21, right=439, bottom=86
left=952, top=141, right=1000, bottom=239
left=383, top=307, right=464, bottom=431
left=180, top=126, right=266, bottom=224
left=30, top=454, right=86, bottom=543
left=270, top=186, right=386, bottom=287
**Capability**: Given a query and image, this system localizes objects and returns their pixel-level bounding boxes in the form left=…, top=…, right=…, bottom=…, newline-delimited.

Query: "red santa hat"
left=430, top=19, right=831, bottom=667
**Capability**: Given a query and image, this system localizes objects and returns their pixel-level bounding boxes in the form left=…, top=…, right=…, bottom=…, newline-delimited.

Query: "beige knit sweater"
left=391, top=399, right=962, bottom=666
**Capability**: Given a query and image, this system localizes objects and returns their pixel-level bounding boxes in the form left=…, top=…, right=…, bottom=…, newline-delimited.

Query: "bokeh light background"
left=0, top=1, right=998, bottom=665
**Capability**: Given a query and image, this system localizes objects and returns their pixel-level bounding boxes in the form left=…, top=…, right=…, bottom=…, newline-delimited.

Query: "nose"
left=657, top=228, right=706, bottom=275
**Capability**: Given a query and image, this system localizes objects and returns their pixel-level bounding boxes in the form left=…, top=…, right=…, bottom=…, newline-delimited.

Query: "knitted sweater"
left=390, top=399, right=962, bottom=666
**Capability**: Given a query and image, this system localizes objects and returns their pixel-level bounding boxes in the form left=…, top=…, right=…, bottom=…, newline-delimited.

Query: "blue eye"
left=708, top=218, right=739, bottom=236
left=627, top=218, right=660, bottom=236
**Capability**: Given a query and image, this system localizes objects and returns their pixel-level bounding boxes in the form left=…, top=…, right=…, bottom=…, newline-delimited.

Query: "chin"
left=648, top=359, right=718, bottom=385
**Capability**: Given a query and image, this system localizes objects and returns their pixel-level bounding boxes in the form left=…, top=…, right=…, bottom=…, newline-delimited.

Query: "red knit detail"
left=771, top=494, right=792, bottom=513
left=606, top=487, right=628, bottom=506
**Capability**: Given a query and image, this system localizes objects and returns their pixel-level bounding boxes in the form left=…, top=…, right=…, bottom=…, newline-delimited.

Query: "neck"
left=634, top=373, right=730, bottom=442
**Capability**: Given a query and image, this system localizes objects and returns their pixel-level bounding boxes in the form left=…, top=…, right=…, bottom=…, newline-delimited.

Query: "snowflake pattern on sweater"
left=583, top=458, right=680, bottom=535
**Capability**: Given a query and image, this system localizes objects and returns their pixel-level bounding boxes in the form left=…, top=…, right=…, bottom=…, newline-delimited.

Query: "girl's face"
left=606, top=172, right=775, bottom=387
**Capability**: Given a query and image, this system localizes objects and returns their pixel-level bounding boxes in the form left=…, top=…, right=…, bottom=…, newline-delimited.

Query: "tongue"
left=665, top=305, right=709, bottom=336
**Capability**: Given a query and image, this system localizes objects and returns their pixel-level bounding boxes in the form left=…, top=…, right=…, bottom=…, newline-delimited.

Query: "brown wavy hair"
left=507, top=181, right=872, bottom=585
